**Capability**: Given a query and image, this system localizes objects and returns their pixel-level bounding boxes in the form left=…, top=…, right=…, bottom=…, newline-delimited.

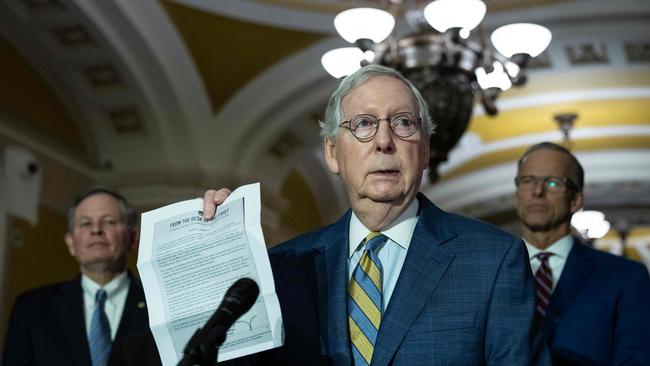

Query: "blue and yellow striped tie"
left=348, top=232, right=386, bottom=366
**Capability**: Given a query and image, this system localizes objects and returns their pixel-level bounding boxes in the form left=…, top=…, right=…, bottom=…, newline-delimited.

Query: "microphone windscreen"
left=220, top=278, right=259, bottom=318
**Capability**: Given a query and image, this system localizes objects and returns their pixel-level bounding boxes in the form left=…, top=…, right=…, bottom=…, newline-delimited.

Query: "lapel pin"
left=138, top=301, right=146, bottom=309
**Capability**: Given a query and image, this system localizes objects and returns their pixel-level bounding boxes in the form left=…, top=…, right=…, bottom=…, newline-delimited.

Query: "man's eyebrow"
left=77, top=213, right=118, bottom=219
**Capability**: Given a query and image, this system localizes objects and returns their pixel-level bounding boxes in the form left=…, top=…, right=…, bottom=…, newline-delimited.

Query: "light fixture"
left=321, top=0, right=552, bottom=182
left=554, top=112, right=578, bottom=148
left=571, top=210, right=611, bottom=240
left=490, top=23, right=552, bottom=58
left=423, top=0, right=486, bottom=35
left=321, top=48, right=367, bottom=79
left=333, top=8, right=395, bottom=44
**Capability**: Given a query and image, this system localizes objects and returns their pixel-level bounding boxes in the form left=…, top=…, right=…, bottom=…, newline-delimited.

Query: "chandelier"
left=321, top=0, right=552, bottom=182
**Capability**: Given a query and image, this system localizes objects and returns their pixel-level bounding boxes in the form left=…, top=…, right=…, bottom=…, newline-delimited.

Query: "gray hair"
left=517, top=142, right=584, bottom=191
left=319, top=64, right=435, bottom=140
left=67, top=186, right=137, bottom=233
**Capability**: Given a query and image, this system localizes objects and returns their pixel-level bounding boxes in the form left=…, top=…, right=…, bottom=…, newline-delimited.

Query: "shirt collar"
left=525, top=234, right=574, bottom=260
left=348, top=198, right=419, bottom=258
left=81, top=271, right=129, bottom=301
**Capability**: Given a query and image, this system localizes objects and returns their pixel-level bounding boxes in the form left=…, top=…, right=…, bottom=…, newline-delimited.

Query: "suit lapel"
left=314, top=211, right=353, bottom=365
left=58, top=277, right=92, bottom=366
left=372, top=196, right=457, bottom=366
left=543, top=239, right=595, bottom=337
left=115, top=272, right=148, bottom=339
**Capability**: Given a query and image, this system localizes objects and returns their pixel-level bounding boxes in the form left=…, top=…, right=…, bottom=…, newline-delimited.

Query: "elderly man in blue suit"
left=515, top=142, right=650, bottom=365
left=202, top=65, right=549, bottom=365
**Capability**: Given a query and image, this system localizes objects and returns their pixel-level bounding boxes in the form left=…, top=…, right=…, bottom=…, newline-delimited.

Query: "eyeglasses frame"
left=338, top=112, right=422, bottom=142
left=514, top=175, right=578, bottom=193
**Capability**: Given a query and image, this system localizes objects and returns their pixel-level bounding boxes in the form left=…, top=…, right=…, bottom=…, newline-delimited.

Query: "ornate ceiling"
left=0, top=0, right=648, bottom=244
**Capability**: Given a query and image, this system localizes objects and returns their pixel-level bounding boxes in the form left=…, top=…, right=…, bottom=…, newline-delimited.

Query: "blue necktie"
left=348, top=232, right=387, bottom=366
left=89, top=289, right=111, bottom=366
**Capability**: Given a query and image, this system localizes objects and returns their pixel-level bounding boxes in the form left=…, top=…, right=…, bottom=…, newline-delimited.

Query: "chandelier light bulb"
left=321, top=47, right=364, bottom=78
left=490, top=23, right=552, bottom=57
left=571, top=210, right=611, bottom=239
left=363, top=50, right=376, bottom=62
left=423, top=0, right=486, bottom=33
left=504, top=61, right=520, bottom=78
left=334, top=8, right=395, bottom=44
left=475, top=61, right=511, bottom=91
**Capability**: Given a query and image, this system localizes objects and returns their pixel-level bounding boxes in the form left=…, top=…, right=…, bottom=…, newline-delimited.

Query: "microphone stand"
left=177, top=324, right=224, bottom=366
left=177, top=278, right=259, bottom=366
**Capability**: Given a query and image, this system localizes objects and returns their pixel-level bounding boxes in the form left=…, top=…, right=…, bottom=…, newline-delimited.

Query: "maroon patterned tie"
left=535, top=252, right=553, bottom=318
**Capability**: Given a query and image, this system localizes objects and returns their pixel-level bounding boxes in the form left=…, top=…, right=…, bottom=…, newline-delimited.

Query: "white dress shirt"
left=81, top=271, right=130, bottom=340
left=525, top=235, right=574, bottom=291
left=348, top=199, right=419, bottom=311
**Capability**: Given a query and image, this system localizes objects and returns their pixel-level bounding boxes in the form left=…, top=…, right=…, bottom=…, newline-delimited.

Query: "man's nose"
left=532, top=179, right=546, bottom=196
left=374, top=119, right=395, bottom=152
left=91, top=222, right=104, bottom=234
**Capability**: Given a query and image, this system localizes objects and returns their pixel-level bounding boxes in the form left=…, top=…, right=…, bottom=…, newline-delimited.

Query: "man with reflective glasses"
left=515, top=142, right=650, bottom=365
left=202, top=65, right=548, bottom=365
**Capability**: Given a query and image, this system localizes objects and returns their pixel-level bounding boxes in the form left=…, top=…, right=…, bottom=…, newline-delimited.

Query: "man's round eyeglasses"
left=515, top=175, right=577, bottom=193
left=339, top=112, right=421, bottom=141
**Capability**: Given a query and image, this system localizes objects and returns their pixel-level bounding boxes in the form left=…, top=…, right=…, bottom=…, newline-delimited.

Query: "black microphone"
left=178, top=277, right=260, bottom=366
left=200, top=278, right=260, bottom=349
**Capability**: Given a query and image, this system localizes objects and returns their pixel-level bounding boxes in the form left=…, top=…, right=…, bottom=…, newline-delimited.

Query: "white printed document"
left=137, top=183, right=283, bottom=365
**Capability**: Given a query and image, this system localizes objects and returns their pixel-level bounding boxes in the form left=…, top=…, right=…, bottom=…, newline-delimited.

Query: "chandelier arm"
left=478, top=87, right=499, bottom=116
left=477, top=24, right=494, bottom=71
left=491, top=51, right=529, bottom=86
left=385, top=0, right=402, bottom=67
left=355, top=38, right=375, bottom=53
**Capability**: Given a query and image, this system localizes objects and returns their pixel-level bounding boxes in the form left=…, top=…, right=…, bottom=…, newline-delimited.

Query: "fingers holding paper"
left=202, top=188, right=232, bottom=220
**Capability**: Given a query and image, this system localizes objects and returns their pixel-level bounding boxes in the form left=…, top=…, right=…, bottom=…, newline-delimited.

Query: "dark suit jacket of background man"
left=540, top=238, right=650, bottom=365
left=3, top=272, right=149, bottom=366
left=234, top=194, right=549, bottom=365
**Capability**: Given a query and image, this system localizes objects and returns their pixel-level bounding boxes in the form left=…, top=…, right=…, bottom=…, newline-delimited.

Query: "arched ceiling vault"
left=0, top=0, right=648, bottom=240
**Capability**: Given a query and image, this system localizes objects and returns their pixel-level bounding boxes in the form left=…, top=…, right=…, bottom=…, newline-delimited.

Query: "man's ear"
left=64, top=233, right=77, bottom=257
left=570, top=190, right=584, bottom=214
left=324, top=138, right=340, bottom=175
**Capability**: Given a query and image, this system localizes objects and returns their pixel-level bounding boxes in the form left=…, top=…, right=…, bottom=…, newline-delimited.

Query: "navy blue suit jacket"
left=2, top=273, right=149, bottom=366
left=244, top=194, right=549, bottom=365
left=541, top=239, right=650, bottom=365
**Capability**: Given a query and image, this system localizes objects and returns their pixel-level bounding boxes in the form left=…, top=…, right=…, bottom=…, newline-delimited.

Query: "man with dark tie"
left=515, top=142, right=650, bottom=365
left=3, top=187, right=149, bottom=366
left=201, top=64, right=549, bottom=365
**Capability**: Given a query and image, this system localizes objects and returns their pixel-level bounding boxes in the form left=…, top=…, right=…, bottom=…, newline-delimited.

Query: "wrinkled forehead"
left=342, top=75, right=417, bottom=113
left=520, top=149, right=575, bottom=176
left=74, top=192, right=121, bottom=218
